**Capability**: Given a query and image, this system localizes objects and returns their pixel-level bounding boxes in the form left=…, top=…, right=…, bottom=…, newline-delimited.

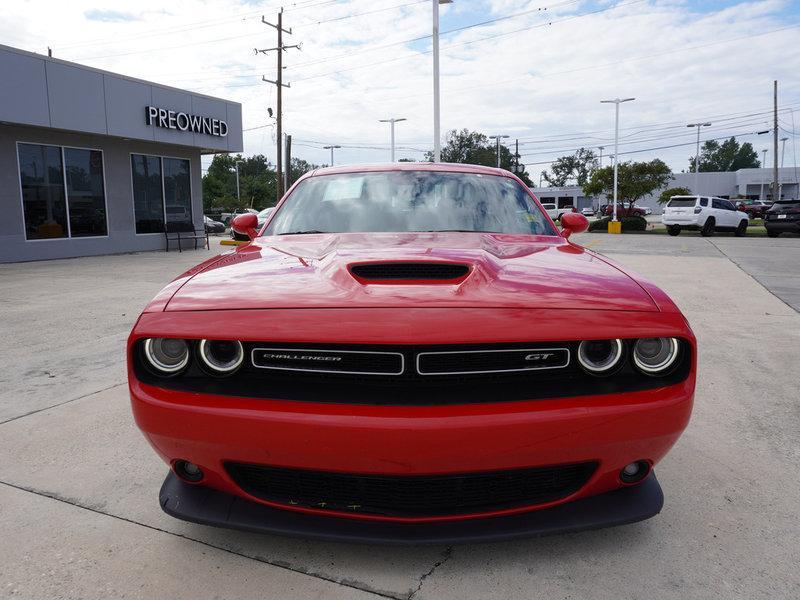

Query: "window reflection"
left=18, top=143, right=68, bottom=239
left=64, top=148, right=107, bottom=237
left=163, top=158, right=192, bottom=226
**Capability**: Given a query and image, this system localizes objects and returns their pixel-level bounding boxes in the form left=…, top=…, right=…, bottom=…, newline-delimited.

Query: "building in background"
left=532, top=167, right=800, bottom=215
left=0, top=44, right=242, bottom=263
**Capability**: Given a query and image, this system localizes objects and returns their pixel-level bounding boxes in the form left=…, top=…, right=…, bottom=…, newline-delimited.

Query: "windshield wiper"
left=278, top=230, right=331, bottom=235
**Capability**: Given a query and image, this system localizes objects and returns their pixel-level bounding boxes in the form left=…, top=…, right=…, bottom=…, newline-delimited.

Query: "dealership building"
left=0, top=44, right=242, bottom=263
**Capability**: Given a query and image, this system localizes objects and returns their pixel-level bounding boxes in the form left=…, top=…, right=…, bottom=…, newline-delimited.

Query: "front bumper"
left=160, top=470, right=664, bottom=545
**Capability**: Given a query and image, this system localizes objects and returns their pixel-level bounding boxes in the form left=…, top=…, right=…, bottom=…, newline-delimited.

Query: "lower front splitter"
left=159, top=471, right=664, bottom=545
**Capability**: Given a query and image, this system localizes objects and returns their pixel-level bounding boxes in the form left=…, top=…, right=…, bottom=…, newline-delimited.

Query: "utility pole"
left=600, top=98, right=635, bottom=226
left=598, top=146, right=604, bottom=167
left=379, top=118, right=407, bottom=162
left=324, top=145, right=341, bottom=166
left=760, top=149, right=768, bottom=202
left=257, top=10, right=300, bottom=203
left=514, top=139, right=520, bottom=174
left=779, top=136, right=788, bottom=200
left=773, top=80, right=779, bottom=203
left=489, top=134, right=509, bottom=168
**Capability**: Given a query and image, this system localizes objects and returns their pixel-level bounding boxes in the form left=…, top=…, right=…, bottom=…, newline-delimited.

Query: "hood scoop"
left=349, top=262, right=470, bottom=283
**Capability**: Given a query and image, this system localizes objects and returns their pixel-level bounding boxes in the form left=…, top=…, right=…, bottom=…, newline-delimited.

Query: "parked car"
left=602, top=203, right=646, bottom=218
left=764, top=199, right=800, bottom=237
left=203, top=216, right=225, bottom=234
left=736, top=199, right=771, bottom=220
left=643, top=207, right=653, bottom=216
left=581, top=207, right=595, bottom=217
left=129, top=163, right=696, bottom=544
left=221, top=208, right=258, bottom=226
left=662, top=195, right=749, bottom=237
left=539, top=203, right=576, bottom=221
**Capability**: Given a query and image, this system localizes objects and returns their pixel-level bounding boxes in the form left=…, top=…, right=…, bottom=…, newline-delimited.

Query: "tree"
left=688, top=137, right=760, bottom=172
left=202, top=154, right=277, bottom=211
left=659, top=186, right=692, bottom=204
left=425, top=129, right=532, bottom=186
left=583, top=159, right=673, bottom=207
left=289, top=157, right=321, bottom=186
left=542, top=148, right=598, bottom=187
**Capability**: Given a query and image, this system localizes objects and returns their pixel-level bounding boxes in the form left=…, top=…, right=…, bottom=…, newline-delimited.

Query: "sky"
left=3, top=0, right=800, bottom=184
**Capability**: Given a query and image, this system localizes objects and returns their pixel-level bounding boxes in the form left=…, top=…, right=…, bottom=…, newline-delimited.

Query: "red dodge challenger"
left=128, top=163, right=695, bottom=544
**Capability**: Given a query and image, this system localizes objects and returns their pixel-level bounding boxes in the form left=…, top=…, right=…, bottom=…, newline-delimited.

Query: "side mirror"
left=560, top=212, right=589, bottom=239
left=231, top=213, right=259, bottom=241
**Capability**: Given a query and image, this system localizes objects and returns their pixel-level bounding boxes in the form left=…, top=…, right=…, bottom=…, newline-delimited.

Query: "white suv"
left=539, top=202, right=574, bottom=221
left=662, top=195, right=749, bottom=237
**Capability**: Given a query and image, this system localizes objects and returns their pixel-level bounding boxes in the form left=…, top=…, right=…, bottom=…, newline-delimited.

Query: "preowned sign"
left=145, top=105, right=228, bottom=137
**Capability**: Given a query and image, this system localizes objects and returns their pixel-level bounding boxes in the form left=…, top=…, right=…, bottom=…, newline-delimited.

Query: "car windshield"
left=265, top=171, right=557, bottom=236
left=668, top=198, right=697, bottom=208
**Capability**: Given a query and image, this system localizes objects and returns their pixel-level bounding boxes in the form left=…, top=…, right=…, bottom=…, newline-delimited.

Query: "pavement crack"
left=0, top=480, right=397, bottom=600
left=408, top=546, right=452, bottom=600
left=705, top=238, right=798, bottom=313
left=0, top=382, right=127, bottom=426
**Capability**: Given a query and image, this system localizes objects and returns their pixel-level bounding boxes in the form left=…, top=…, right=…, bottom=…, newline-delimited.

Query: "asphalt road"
left=1, top=235, right=799, bottom=599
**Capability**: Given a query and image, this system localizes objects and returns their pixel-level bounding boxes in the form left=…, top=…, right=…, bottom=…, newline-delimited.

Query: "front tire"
left=735, top=220, right=747, bottom=237
left=700, top=218, right=715, bottom=237
left=667, top=225, right=681, bottom=236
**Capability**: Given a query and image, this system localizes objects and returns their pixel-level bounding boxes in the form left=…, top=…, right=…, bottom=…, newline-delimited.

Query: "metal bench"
left=164, top=221, right=209, bottom=252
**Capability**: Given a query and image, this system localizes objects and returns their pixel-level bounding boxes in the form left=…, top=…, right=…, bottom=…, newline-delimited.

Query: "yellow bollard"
left=607, top=220, right=622, bottom=234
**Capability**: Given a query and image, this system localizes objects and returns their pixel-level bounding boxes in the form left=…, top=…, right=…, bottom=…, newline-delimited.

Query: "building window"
left=163, top=158, right=192, bottom=226
left=18, top=143, right=107, bottom=240
left=18, top=143, right=69, bottom=240
left=132, top=155, right=191, bottom=233
left=64, top=148, right=107, bottom=237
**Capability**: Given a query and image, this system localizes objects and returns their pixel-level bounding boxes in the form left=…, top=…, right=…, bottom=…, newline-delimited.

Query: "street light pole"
left=379, top=118, right=407, bottom=162
left=598, top=145, right=604, bottom=167
left=432, top=0, right=452, bottom=162
left=234, top=160, right=244, bottom=203
left=600, top=98, right=635, bottom=223
left=323, top=145, right=341, bottom=166
left=687, top=122, right=712, bottom=194
left=779, top=136, right=789, bottom=200
left=488, top=134, right=509, bottom=168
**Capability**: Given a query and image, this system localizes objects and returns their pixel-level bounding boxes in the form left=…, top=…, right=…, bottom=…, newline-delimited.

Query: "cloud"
left=84, top=9, right=141, bottom=22
left=2, top=0, right=798, bottom=179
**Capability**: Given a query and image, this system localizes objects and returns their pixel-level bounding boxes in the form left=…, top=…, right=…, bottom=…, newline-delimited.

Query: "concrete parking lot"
left=1, top=234, right=799, bottom=599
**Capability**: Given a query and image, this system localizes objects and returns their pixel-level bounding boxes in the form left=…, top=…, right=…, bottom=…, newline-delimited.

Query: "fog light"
left=620, top=460, right=650, bottom=484
left=174, top=459, right=204, bottom=483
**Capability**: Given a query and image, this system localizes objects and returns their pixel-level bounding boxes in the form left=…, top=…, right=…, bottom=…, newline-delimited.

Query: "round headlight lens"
left=577, top=339, right=624, bottom=374
left=198, top=339, right=244, bottom=374
left=633, top=337, right=679, bottom=374
left=143, top=338, right=189, bottom=374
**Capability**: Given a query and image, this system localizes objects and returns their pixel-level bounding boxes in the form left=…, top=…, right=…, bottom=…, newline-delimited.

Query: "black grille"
left=418, top=348, right=569, bottom=375
left=252, top=347, right=403, bottom=375
left=225, top=461, right=597, bottom=517
left=350, top=262, right=469, bottom=281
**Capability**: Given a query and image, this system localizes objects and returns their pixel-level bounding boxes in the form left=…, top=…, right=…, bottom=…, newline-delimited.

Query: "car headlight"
left=143, top=338, right=189, bottom=375
left=198, top=339, right=244, bottom=375
left=577, top=339, right=624, bottom=375
left=632, top=337, right=679, bottom=375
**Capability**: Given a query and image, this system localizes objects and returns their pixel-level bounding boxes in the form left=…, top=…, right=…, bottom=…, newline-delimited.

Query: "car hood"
left=164, top=233, right=657, bottom=312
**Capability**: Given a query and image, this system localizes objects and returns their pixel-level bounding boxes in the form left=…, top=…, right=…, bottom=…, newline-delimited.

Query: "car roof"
left=307, top=162, right=511, bottom=178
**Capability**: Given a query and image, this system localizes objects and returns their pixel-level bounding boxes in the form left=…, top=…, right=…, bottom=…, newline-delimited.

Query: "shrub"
left=588, top=215, right=647, bottom=232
